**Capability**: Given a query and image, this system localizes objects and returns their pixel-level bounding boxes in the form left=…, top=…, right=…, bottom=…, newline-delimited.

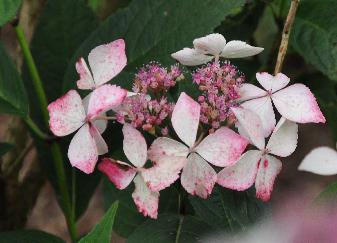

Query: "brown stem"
left=274, top=0, right=300, bottom=75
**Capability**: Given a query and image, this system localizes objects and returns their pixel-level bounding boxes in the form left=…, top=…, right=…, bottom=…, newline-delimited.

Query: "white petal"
left=298, top=147, right=337, bottom=175
left=123, top=124, right=147, bottom=168
left=76, top=58, right=95, bottom=90
left=220, top=40, right=263, bottom=58
left=193, top=33, right=226, bottom=56
left=238, top=83, right=267, bottom=102
left=256, top=72, right=290, bottom=93
left=171, top=92, right=200, bottom=147
left=89, top=124, right=108, bottom=155
left=171, top=48, right=213, bottom=66
left=82, top=93, right=107, bottom=133
left=132, top=174, right=159, bottom=219
left=266, top=118, right=298, bottom=157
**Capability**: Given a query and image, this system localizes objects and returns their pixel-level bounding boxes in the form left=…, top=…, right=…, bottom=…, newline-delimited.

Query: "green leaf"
left=0, top=0, right=21, bottom=26
left=0, top=230, right=64, bottom=243
left=0, top=142, right=13, bottom=157
left=126, top=214, right=216, bottom=243
left=189, top=186, right=266, bottom=232
left=291, top=0, right=337, bottom=82
left=63, top=0, right=246, bottom=91
left=314, top=181, right=337, bottom=204
left=0, top=41, right=28, bottom=116
left=79, top=201, right=118, bottom=243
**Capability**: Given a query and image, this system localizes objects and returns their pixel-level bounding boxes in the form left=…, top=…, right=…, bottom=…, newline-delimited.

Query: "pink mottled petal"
left=88, top=39, right=127, bottom=86
left=83, top=93, right=107, bottom=133
left=132, top=174, right=159, bottom=219
left=217, top=150, right=261, bottom=191
left=193, top=33, right=226, bottom=56
left=220, top=40, right=264, bottom=58
left=87, top=84, right=127, bottom=119
left=123, top=124, right=147, bottom=168
left=238, top=83, right=267, bottom=101
left=272, top=84, right=326, bottom=123
left=181, top=153, right=217, bottom=199
left=76, top=58, right=95, bottom=90
left=255, top=154, right=282, bottom=202
left=241, top=96, right=276, bottom=137
left=171, top=48, right=213, bottom=66
left=98, top=158, right=136, bottom=189
left=67, top=124, right=97, bottom=174
left=195, top=127, right=248, bottom=167
left=267, top=117, right=298, bottom=157
left=231, top=107, right=265, bottom=150
left=141, top=155, right=187, bottom=192
left=48, top=90, right=85, bottom=136
left=256, top=72, right=290, bottom=93
left=89, top=124, right=108, bottom=155
left=171, top=92, right=200, bottom=147
left=147, top=137, right=189, bottom=163
left=298, top=147, right=337, bottom=176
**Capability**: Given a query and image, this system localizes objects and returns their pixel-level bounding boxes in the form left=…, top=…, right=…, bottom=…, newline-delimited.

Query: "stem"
left=14, top=24, right=78, bottom=241
left=274, top=0, right=300, bottom=74
left=24, top=117, right=49, bottom=140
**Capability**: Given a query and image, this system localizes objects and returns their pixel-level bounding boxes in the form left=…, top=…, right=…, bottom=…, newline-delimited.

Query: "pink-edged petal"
left=298, top=147, right=337, bottom=176
left=123, top=124, right=147, bottom=168
left=67, top=124, right=97, bottom=174
left=171, top=92, right=200, bottom=147
left=220, top=40, right=263, bottom=58
left=87, top=84, right=127, bottom=119
left=75, top=58, right=95, bottom=90
left=241, top=96, right=276, bottom=137
left=193, top=33, right=226, bottom=56
left=195, top=127, right=248, bottom=167
left=217, top=150, right=261, bottom=191
left=231, top=107, right=265, bottom=150
left=266, top=117, right=298, bottom=157
left=88, top=39, right=127, bottom=86
left=132, top=174, right=159, bottom=219
left=147, top=137, right=189, bottom=162
left=171, top=48, right=213, bottom=66
left=98, top=157, right=136, bottom=189
left=255, top=154, right=282, bottom=202
left=256, top=72, right=290, bottom=93
left=89, top=124, right=108, bottom=155
left=181, top=153, right=217, bottom=199
left=238, top=83, right=267, bottom=101
left=82, top=93, right=108, bottom=133
left=272, top=84, right=326, bottom=123
left=48, top=90, right=85, bottom=136
left=141, top=155, right=187, bottom=192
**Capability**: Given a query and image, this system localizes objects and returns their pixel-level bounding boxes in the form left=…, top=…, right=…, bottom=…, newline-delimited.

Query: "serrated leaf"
left=0, top=42, right=28, bottom=116
left=0, top=230, right=64, bottom=243
left=78, top=201, right=118, bottom=243
left=0, top=0, right=21, bottom=26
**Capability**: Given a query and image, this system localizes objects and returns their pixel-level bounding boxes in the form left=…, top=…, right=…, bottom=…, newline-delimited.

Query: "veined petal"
left=123, top=124, right=147, bottom=168
left=220, top=40, right=263, bottom=58
left=147, top=137, right=189, bottom=163
left=88, top=39, right=127, bottom=87
left=141, top=155, right=187, bottom=192
left=255, top=155, right=282, bottom=202
left=272, top=84, right=326, bottom=123
left=238, top=83, right=267, bottom=102
left=132, top=174, right=159, bottom=219
left=76, top=57, right=95, bottom=90
left=171, top=92, right=200, bottom=148
left=195, top=127, right=248, bottom=167
left=98, top=157, right=136, bottom=189
left=67, top=124, right=98, bottom=174
left=193, top=33, right=226, bottom=56
left=48, top=90, right=85, bottom=136
left=266, top=117, right=298, bottom=157
left=256, top=72, right=290, bottom=93
left=217, top=150, right=261, bottom=191
left=298, top=147, right=337, bottom=176
left=171, top=48, right=213, bottom=66
left=181, top=153, right=217, bottom=199
left=89, top=124, right=108, bottom=155
left=87, top=84, right=127, bottom=119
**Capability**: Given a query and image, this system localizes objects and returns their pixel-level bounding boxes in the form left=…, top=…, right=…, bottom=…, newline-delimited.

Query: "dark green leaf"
left=126, top=214, right=216, bottom=243
left=0, top=0, right=21, bottom=26
left=79, top=201, right=118, bottom=243
left=0, top=42, right=28, bottom=116
left=0, top=143, right=13, bottom=157
left=0, top=230, right=64, bottom=243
